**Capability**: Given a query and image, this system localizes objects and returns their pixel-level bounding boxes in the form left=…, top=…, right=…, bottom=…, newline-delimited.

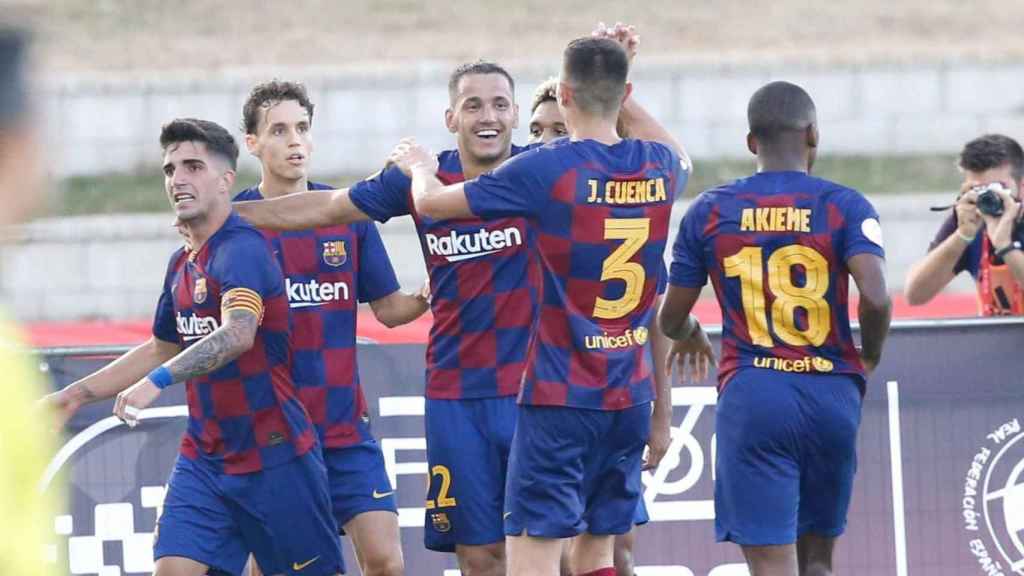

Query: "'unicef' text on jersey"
left=424, top=226, right=523, bottom=263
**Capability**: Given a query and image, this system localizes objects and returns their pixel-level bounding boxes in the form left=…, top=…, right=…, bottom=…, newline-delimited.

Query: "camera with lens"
left=973, top=182, right=1010, bottom=217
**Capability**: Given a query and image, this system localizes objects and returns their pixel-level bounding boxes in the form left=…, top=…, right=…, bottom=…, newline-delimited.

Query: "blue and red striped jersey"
left=349, top=146, right=539, bottom=400
left=669, top=171, right=886, bottom=392
left=152, top=211, right=316, bottom=475
left=234, top=182, right=400, bottom=448
left=465, top=138, right=685, bottom=410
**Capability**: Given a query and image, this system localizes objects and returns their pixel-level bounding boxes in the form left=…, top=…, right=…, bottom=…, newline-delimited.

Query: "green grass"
left=52, top=154, right=960, bottom=216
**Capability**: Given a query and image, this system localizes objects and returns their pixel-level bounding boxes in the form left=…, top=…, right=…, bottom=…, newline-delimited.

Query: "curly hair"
left=530, top=77, right=558, bottom=114
left=241, top=80, right=315, bottom=135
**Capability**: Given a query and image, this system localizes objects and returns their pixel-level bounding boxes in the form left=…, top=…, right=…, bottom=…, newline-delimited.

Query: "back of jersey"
left=464, top=138, right=687, bottom=410
left=670, top=171, right=885, bottom=391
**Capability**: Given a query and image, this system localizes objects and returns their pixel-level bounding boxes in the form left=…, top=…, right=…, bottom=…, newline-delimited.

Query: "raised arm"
left=904, top=189, right=980, bottom=305
left=597, top=22, right=692, bottom=170
left=235, top=188, right=371, bottom=230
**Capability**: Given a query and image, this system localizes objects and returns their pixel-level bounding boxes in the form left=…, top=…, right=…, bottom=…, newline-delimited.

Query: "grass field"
left=54, top=154, right=960, bottom=216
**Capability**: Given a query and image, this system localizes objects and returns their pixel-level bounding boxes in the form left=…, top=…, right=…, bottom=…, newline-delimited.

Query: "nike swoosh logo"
left=373, top=489, right=395, bottom=499
left=444, top=249, right=503, bottom=262
left=289, top=301, right=328, bottom=309
left=503, top=512, right=512, bottom=519
left=293, top=556, right=319, bottom=571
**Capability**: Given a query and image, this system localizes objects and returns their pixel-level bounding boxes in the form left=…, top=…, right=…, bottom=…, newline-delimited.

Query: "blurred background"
left=9, top=4, right=1024, bottom=576
left=8, top=0, right=1024, bottom=327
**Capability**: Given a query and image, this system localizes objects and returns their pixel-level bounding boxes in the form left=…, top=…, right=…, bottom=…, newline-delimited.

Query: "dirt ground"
left=23, top=0, right=1024, bottom=73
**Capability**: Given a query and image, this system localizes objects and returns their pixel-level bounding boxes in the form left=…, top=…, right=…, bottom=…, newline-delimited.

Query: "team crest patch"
left=322, top=240, right=347, bottom=267
left=193, top=277, right=208, bottom=304
left=430, top=512, right=451, bottom=533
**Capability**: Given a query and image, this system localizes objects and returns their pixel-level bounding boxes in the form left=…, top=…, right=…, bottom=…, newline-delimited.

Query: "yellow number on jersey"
left=594, top=218, right=650, bottom=320
left=424, top=465, right=457, bottom=510
left=723, top=245, right=831, bottom=347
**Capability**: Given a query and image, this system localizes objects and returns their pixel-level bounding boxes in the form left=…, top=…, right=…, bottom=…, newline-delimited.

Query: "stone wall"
left=0, top=194, right=970, bottom=321
left=42, top=61, right=1024, bottom=177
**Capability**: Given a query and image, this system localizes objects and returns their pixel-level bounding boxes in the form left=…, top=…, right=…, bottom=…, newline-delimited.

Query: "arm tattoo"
left=165, top=309, right=259, bottom=384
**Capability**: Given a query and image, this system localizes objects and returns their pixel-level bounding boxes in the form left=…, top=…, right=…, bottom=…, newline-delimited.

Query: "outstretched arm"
left=235, top=188, right=371, bottom=230
left=387, top=139, right=475, bottom=220
left=41, top=336, right=180, bottom=427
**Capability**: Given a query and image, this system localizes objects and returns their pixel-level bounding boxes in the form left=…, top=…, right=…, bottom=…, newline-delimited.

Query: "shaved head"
left=747, top=81, right=816, bottom=144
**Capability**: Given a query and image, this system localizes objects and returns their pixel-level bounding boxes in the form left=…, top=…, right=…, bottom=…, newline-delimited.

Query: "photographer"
left=905, top=134, right=1024, bottom=315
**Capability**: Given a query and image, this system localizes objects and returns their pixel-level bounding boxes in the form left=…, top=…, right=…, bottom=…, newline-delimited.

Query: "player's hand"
left=665, top=328, right=716, bottom=383
left=955, top=184, right=983, bottom=241
left=416, top=279, right=432, bottom=305
left=980, top=187, right=1022, bottom=251
left=859, top=351, right=879, bottom=375
left=113, top=378, right=161, bottom=428
left=38, top=390, right=80, bottom=430
left=388, top=138, right=439, bottom=177
left=592, top=22, right=639, bottom=64
left=643, top=410, right=671, bottom=471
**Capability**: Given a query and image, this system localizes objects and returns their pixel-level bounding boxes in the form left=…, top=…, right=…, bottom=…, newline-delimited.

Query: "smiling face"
left=445, top=72, right=518, bottom=167
left=245, top=99, right=313, bottom=183
left=162, top=140, right=233, bottom=224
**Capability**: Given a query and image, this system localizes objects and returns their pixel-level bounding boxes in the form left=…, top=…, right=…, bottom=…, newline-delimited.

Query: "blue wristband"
left=147, top=366, right=174, bottom=390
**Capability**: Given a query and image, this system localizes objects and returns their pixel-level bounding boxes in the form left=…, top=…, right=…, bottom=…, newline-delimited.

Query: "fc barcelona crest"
left=322, top=240, right=347, bottom=267
left=193, top=277, right=208, bottom=304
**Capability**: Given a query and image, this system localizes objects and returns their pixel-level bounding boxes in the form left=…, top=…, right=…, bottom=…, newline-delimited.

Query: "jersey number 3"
left=594, top=218, right=650, bottom=320
left=723, top=245, right=830, bottom=347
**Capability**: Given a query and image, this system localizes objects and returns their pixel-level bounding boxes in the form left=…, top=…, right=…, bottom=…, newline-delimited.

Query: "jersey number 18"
left=723, top=245, right=831, bottom=347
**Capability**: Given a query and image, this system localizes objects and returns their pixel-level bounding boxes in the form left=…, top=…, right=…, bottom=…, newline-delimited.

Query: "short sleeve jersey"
left=669, top=171, right=886, bottom=392
left=465, top=138, right=685, bottom=410
left=235, top=182, right=400, bottom=448
left=349, top=146, right=538, bottom=400
left=152, top=212, right=316, bottom=474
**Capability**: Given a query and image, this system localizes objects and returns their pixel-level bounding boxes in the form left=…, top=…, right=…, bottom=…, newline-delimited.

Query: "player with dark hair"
left=236, top=79, right=427, bottom=576
left=526, top=26, right=661, bottom=576
left=237, top=58, right=531, bottom=575
left=390, top=33, right=692, bottom=576
left=660, top=80, right=892, bottom=576
left=233, top=24, right=680, bottom=576
left=45, top=118, right=344, bottom=576
left=528, top=78, right=566, bottom=144
left=905, top=134, right=1024, bottom=315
